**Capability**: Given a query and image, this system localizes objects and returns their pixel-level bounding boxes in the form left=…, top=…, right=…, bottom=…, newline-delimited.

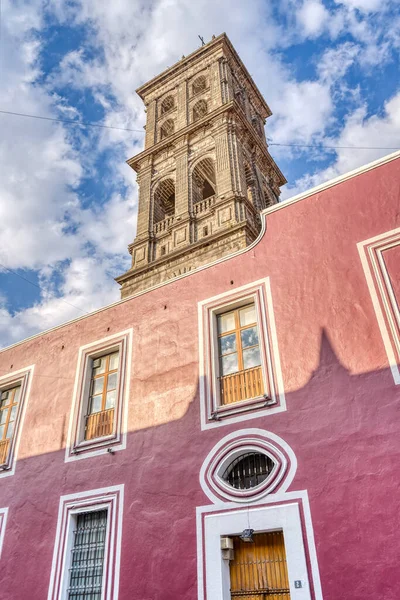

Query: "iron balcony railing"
left=85, top=408, right=114, bottom=441
left=219, top=366, right=264, bottom=405
left=0, top=439, right=10, bottom=465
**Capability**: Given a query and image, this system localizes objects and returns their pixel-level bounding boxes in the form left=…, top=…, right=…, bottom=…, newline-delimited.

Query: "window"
left=192, top=75, right=207, bottom=95
left=193, top=99, right=208, bottom=122
left=160, top=118, right=174, bottom=140
left=0, top=386, right=21, bottom=465
left=198, top=279, right=285, bottom=429
left=85, top=352, right=119, bottom=441
left=218, top=303, right=263, bottom=405
left=66, top=330, right=132, bottom=461
left=67, top=510, right=107, bottom=600
left=48, top=485, right=123, bottom=600
left=0, top=366, right=33, bottom=477
left=160, top=95, right=174, bottom=115
left=222, top=451, right=274, bottom=490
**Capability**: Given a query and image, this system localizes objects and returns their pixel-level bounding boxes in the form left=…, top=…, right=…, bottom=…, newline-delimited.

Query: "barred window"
left=0, top=386, right=21, bottom=465
left=160, top=95, right=174, bottom=115
left=160, top=119, right=174, bottom=140
left=192, top=75, right=207, bottom=95
left=222, top=452, right=274, bottom=490
left=85, top=352, right=119, bottom=441
left=67, top=510, right=108, bottom=600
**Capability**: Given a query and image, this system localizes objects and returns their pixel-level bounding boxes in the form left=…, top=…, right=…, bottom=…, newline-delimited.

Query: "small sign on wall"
left=294, top=580, right=304, bottom=589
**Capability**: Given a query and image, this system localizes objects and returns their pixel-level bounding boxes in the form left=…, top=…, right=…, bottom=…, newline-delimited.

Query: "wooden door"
left=229, top=531, right=291, bottom=599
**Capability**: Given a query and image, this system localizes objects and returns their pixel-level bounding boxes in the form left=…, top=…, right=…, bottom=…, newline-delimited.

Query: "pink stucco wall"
left=0, top=156, right=399, bottom=599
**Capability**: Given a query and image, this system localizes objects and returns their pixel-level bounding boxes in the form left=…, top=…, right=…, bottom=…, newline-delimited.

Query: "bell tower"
left=116, top=33, right=286, bottom=298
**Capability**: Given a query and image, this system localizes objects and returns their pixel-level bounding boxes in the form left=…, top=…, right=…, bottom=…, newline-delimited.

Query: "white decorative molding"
left=65, top=329, right=133, bottom=462
left=199, top=428, right=297, bottom=504
left=47, top=485, right=124, bottom=600
left=358, top=227, right=400, bottom=384
left=0, top=507, right=8, bottom=558
left=198, top=278, right=285, bottom=430
left=0, top=365, right=35, bottom=478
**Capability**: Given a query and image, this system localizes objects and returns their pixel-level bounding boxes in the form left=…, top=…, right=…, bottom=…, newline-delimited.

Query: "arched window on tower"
left=153, top=178, right=176, bottom=224
left=193, top=99, right=208, bottom=122
left=192, top=158, right=216, bottom=205
left=160, top=95, right=175, bottom=116
left=160, top=119, right=174, bottom=140
left=192, top=75, right=207, bottom=96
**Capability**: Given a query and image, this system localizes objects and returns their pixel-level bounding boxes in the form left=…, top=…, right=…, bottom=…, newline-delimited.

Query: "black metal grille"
left=223, top=452, right=274, bottom=490
left=67, top=510, right=107, bottom=600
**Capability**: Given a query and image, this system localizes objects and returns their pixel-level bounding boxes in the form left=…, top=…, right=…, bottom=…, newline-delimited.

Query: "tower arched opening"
left=160, top=119, right=174, bottom=140
left=193, top=99, right=208, bottom=122
left=192, top=75, right=207, bottom=96
left=153, top=178, right=175, bottom=224
left=160, top=95, right=175, bottom=115
left=192, top=158, right=216, bottom=204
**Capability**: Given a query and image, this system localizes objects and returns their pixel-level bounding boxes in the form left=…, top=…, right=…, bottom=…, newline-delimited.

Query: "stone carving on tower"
left=116, top=33, right=286, bottom=298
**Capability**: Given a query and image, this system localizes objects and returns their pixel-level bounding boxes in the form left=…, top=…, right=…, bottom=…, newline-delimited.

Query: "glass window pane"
left=13, top=387, right=21, bottom=403
left=6, top=421, right=14, bottom=439
left=0, top=393, right=9, bottom=408
left=217, top=311, right=236, bottom=334
left=109, top=352, right=119, bottom=371
left=0, top=425, right=5, bottom=440
left=92, top=376, right=104, bottom=396
left=93, top=356, right=106, bottom=375
left=243, top=347, right=261, bottom=369
left=219, top=333, right=237, bottom=356
left=239, top=304, right=257, bottom=327
left=0, top=409, right=8, bottom=425
left=105, top=390, right=116, bottom=409
left=221, top=353, right=239, bottom=375
left=89, top=395, right=102, bottom=414
left=107, top=372, right=118, bottom=391
left=9, top=406, right=17, bottom=422
left=241, top=326, right=259, bottom=349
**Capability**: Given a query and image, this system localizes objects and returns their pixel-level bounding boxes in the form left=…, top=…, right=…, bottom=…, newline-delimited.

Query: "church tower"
left=116, top=33, right=286, bottom=298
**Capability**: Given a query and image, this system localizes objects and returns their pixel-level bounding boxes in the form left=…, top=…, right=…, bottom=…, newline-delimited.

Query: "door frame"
left=196, top=491, right=323, bottom=600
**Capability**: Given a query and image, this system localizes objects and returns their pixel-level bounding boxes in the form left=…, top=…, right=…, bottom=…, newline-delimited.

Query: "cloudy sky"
left=1, top=0, right=399, bottom=348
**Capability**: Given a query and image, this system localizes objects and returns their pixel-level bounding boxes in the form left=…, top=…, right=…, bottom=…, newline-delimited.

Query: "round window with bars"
left=222, top=452, right=275, bottom=490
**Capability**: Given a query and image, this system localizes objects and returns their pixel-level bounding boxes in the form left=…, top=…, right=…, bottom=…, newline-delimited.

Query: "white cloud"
left=334, top=0, right=386, bottom=13
left=284, top=91, right=400, bottom=197
left=297, top=0, right=330, bottom=37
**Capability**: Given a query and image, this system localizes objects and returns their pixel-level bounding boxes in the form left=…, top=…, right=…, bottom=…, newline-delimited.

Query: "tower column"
left=135, top=160, right=153, bottom=238
left=174, top=138, right=189, bottom=216
left=213, top=121, right=234, bottom=197
left=144, top=100, right=156, bottom=149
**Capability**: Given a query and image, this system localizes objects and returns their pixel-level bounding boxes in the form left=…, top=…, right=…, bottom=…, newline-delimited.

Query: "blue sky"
left=1, top=0, right=399, bottom=347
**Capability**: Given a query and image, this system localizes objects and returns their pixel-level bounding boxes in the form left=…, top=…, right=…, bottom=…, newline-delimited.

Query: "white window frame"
left=0, top=365, right=34, bottom=478
left=198, top=278, right=285, bottom=430
left=358, top=227, right=400, bottom=384
left=0, top=507, right=8, bottom=558
left=65, top=330, right=132, bottom=462
left=196, top=493, right=323, bottom=600
left=47, top=485, right=124, bottom=600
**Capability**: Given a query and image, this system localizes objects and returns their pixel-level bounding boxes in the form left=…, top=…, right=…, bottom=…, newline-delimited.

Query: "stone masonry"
left=116, top=33, right=286, bottom=298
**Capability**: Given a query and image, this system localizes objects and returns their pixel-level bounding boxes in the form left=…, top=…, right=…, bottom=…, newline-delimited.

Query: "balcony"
left=0, top=439, right=10, bottom=465
left=154, top=215, right=174, bottom=234
left=194, top=195, right=215, bottom=215
left=220, top=366, right=264, bottom=405
left=85, top=408, right=114, bottom=441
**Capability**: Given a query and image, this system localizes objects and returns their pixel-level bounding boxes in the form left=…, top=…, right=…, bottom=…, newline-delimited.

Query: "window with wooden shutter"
left=85, top=352, right=119, bottom=441
left=0, top=386, right=21, bottom=465
left=217, top=304, right=264, bottom=405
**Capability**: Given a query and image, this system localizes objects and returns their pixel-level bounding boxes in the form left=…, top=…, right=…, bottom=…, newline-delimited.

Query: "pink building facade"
left=0, top=152, right=399, bottom=599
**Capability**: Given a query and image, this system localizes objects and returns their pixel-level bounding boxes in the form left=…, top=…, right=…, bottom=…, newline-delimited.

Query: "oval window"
left=222, top=452, right=275, bottom=490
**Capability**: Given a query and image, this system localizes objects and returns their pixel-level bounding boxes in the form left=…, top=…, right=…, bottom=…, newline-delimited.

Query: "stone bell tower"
left=116, top=33, right=286, bottom=298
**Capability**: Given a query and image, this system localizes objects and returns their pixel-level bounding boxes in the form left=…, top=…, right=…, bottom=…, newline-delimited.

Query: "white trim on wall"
left=0, top=507, right=8, bottom=558
left=65, top=329, right=133, bottom=462
left=357, top=227, right=400, bottom=385
left=198, top=278, right=286, bottom=430
left=0, top=365, right=35, bottom=478
left=47, top=484, right=124, bottom=600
